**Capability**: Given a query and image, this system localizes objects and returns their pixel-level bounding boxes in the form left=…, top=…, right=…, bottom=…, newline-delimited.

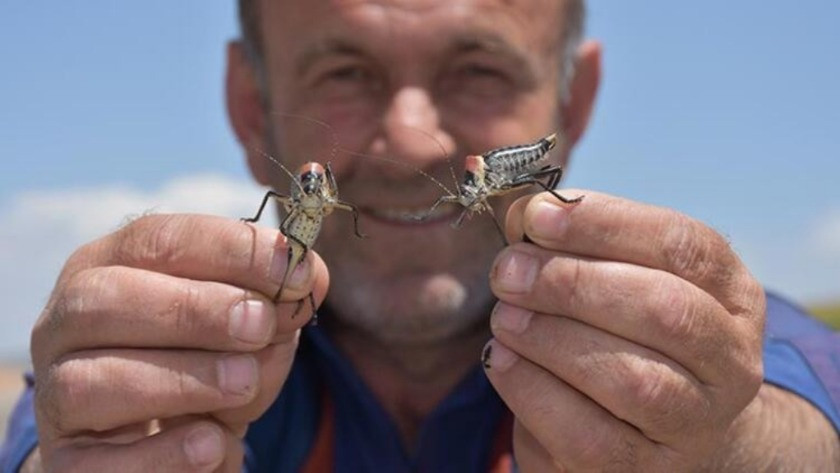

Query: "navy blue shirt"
left=2, top=292, right=839, bottom=472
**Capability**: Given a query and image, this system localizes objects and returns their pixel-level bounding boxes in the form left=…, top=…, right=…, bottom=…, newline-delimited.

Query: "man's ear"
left=225, top=40, right=271, bottom=186
left=562, top=40, right=601, bottom=148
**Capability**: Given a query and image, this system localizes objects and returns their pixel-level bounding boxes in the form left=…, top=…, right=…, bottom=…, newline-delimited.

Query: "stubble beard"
left=315, top=220, right=500, bottom=348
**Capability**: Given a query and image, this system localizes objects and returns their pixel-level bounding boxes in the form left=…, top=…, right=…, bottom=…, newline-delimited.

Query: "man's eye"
left=325, top=66, right=370, bottom=83
left=308, top=63, right=382, bottom=102
left=459, top=64, right=504, bottom=78
left=445, top=63, right=512, bottom=96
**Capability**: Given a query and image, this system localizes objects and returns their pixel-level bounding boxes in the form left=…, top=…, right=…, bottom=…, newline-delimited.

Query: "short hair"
left=238, top=0, right=586, bottom=92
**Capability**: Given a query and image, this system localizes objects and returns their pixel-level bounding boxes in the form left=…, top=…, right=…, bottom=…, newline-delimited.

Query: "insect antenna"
left=267, top=110, right=459, bottom=198
left=267, top=110, right=339, bottom=164
left=374, top=125, right=461, bottom=197
left=248, top=141, right=305, bottom=194
left=338, top=148, right=456, bottom=198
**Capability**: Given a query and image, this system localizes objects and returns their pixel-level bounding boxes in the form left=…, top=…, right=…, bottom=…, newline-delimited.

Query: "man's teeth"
left=369, top=205, right=451, bottom=222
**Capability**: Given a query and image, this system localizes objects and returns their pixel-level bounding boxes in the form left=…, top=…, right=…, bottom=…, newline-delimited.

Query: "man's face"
left=251, top=0, right=571, bottom=343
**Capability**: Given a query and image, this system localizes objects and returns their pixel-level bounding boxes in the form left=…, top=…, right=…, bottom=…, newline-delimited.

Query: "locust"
left=242, top=153, right=364, bottom=322
left=419, top=132, right=583, bottom=238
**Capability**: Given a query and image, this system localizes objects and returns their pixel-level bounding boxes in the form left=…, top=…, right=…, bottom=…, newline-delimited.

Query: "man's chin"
left=321, top=272, right=493, bottom=345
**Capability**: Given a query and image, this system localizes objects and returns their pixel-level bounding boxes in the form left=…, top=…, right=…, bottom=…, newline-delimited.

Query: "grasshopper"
left=242, top=153, right=364, bottom=322
left=419, top=132, right=583, bottom=237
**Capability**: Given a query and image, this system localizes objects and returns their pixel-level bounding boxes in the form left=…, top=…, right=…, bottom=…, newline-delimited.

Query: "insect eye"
left=464, top=170, right=478, bottom=186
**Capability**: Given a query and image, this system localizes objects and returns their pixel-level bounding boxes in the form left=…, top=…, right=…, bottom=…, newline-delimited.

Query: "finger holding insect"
left=54, top=214, right=325, bottom=304
left=35, top=261, right=325, bottom=362
left=504, top=190, right=764, bottom=315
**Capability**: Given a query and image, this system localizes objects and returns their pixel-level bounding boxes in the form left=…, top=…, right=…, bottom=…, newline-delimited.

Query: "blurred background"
left=1, top=1, right=838, bottom=439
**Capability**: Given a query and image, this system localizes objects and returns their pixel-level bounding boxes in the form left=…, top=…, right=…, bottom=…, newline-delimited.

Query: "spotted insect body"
left=242, top=160, right=364, bottom=321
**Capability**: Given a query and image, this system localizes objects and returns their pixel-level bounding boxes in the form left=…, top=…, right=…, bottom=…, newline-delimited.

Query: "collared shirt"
left=2, top=292, right=839, bottom=472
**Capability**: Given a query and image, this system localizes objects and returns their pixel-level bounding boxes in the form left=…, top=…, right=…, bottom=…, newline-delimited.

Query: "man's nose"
left=376, top=86, right=455, bottom=174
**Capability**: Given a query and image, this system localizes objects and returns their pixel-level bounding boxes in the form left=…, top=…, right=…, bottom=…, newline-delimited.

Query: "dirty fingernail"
left=493, top=249, right=538, bottom=293
left=217, top=354, right=257, bottom=396
left=482, top=340, right=518, bottom=371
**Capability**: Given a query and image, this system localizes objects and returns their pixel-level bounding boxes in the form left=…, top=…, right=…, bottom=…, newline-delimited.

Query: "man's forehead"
left=259, top=0, right=562, bottom=17
left=259, top=0, right=565, bottom=56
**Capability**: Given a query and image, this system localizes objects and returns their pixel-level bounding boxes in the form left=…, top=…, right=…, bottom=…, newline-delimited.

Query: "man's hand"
left=29, top=214, right=329, bottom=472
left=483, top=190, right=767, bottom=471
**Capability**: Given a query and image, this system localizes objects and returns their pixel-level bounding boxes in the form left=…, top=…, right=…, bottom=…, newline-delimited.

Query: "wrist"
left=702, top=383, right=839, bottom=472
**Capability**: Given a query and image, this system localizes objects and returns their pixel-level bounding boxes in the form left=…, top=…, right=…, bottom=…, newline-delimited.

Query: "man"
left=2, top=0, right=838, bottom=471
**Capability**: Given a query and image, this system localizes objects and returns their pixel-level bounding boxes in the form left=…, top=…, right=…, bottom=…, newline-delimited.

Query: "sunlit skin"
left=245, top=0, right=571, bottom=345
left=20, top=0, right=839, bottom=471
left=228, top=0, right=582, bottom=447
left=230, top=0, right=589, bottom=442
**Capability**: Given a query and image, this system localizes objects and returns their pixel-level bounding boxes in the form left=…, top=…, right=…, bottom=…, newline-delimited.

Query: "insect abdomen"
left=285, top=214, right=323, bottom=248
left=483, top=134, right=557, bottom=173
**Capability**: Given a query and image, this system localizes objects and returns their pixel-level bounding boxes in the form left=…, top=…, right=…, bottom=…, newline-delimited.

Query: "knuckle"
left=731, top=351, right=764, bottom=405
left=623, top=359, right=712, bottom=437
left=661, top=213, right=735, bottom=287
left=212, top=221, right=262, bottom=276
left=553, top=256, right=585, bottom=309
left=662, top=213, right=710, bottom=279
left=563, top=422, right=633, bottom=471
left=625, top=358, right=671, bottom=411
left=33, top=367, right=61, bottom=431
left=622, top=360, right=696, bottom=432
left=48, top=268, right=113, bottom=334
left=39, top=357, right=96, bottom=433
left=168, top=282, right=204, bottom=337
left=115, top=214, right=188, bottom=268
left=61, top=240, right=97, bottom=278
left=733, top=275, right=766, bottom=320
left=650, top=279, right=697, bottom=344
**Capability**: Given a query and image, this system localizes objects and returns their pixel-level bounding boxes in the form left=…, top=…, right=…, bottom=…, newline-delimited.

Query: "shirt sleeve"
left=762, top=291, right=840, bottom=432
left=0, top=373, right=38, bottom=473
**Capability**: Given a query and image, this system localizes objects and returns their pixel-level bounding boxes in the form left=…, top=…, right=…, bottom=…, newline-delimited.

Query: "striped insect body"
left=421, top=132, right=583, bottom=234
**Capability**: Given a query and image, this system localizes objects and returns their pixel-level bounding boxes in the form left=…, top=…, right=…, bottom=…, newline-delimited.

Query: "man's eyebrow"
left=295, top=38, right=366, bottom=76
left=448, top=33, right=531, bottom=67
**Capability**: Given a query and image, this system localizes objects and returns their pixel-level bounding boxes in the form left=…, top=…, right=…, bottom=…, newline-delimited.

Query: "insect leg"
left=325, top=162, right=339, bottom=193
left=512, top=166, right=583, bottom=204
left=242, top=191, right=292, bottom=223
left=486, top=209, right=508, bottom=246
left=452, top=206, right=472, bottom=228
left=543, top=165, right=562, bottom=190
left=276, top=232, right=318, bottom=322
left=335, top=201, right=367, bottom=238
left=418, top=195, right=459, bottom=221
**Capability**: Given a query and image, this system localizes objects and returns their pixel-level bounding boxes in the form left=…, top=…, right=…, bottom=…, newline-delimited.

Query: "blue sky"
left=1, top=1, right=839, bottom=359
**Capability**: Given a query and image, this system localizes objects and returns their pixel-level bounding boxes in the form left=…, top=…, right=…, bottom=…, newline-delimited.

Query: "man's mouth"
left=362, top=203, right=459, bottom=225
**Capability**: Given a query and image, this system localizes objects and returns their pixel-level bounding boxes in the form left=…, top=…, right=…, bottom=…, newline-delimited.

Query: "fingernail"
left=492, top=249, right=538, bottom=293
left=491, top=303, right=532, bottom=334
left=229, top=300, right=272, bottom=345
left=217, top=354, right=257, bottom=396
left=482, top=340, right=518, bottom=371
left=529, top=201, right=570, bottom=240
left=286, top=261, right=310, bottom=289
left=269, top=248, right=310, bottom=290
left=184, top=425, right=224, bottom=467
